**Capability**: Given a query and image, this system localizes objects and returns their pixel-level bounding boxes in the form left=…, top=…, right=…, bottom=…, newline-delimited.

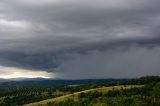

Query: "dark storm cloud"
left=0, top=36, right=160, bottom=73
left=0, top=0, right=160, bottom=78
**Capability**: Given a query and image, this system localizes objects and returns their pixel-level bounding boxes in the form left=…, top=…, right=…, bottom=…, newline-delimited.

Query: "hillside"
left=0, top=76, right=160, bottom=106
left=23, top=85, right=142, bottom=106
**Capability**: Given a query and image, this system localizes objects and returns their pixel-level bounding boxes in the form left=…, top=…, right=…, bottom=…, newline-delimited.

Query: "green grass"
left=23, top=85, right=143, bottom=106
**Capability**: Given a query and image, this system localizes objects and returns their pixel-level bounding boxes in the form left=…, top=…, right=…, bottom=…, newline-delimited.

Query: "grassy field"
left=23, top=85, right=143, bottom=106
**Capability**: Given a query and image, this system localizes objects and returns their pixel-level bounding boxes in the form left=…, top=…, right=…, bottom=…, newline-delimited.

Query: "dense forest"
left=0, top=76, right=160, bottom=106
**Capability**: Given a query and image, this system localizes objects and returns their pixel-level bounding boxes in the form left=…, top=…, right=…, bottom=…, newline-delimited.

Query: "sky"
left=0, top=0, right=160, bottom=79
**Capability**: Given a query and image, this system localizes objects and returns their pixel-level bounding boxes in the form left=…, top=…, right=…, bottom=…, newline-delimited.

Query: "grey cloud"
left=59, top=46, right=160, bottom=79
left=1, top=0, right=160, bottom=34
left=0, top=36, right=160, bottom=73
left=0, top=0, right=160, bottom=78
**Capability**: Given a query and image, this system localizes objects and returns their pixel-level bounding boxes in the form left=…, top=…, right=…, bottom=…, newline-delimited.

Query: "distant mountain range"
left=0, top=78, right=128, bottom=89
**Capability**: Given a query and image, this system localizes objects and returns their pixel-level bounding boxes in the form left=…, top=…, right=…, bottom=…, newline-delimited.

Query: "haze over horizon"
left=0, top=0, right=160, bottom=79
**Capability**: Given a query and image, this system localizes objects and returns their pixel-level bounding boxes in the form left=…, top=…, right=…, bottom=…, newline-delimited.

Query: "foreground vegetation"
left=37, top=83, right=160, bottom=106
left=0, top=76, right=160, bottom=106
left=0, top=83, right=102, bottom=106
left=24, top=85, right=142, bottom=106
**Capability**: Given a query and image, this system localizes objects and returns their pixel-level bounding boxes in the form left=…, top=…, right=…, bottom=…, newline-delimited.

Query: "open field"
left=23, top=85, right=143, bottom=106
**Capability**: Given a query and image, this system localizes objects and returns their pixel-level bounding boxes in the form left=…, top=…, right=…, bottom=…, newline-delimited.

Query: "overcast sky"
left=0, top=0, right=160, bottom=79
